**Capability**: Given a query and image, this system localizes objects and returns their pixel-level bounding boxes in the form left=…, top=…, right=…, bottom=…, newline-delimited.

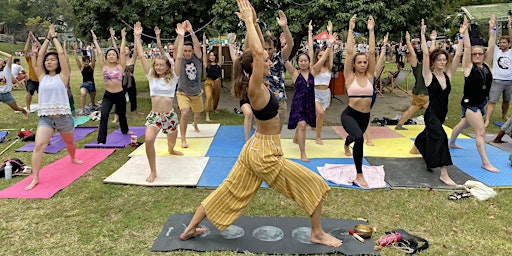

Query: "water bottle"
left=4, top=161, right=12, bottom=180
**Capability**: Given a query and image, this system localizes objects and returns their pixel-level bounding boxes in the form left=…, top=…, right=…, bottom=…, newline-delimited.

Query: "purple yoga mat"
left=15, top=127, right=98, bottom=154
left=84, top=126, right=146, bottom=148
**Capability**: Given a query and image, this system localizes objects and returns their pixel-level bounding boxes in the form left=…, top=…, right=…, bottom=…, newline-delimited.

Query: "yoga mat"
left=104, top=156, right=208, bottom=186
left=392, top=125, right=469, bottom=139
left=205, top=126, right=247, bottom=157
left=452, top=155, right=512, bottom=187
left=197, top=157, right=238, bottom=187
left=84, top=126, right=146, bottom=148
left=448, top=138, right=509, bottom=157
left=0, top=131, right=7, bottom=141
left=157, top=123, right=220, bottom=138
left=16, top=127, right=98, bottom=153
left=332, top=125, right=403, bottom=139
left=152, top=213, right=379, bottom=255
left=363, top=137, right=418, bottom=158
left=494, top=120, right=504, bottom=127
left=290, top=157, right=384, bottom=189
left=280, top=125, right=341, bottom=140
left=0, top=149, right=115, bottom=199
left=129, top=138, right=213, bottom=157
left=73, top=116, right=91, bottom=127
left=280, top=139, right=346, bottom=159
left=365, top=157, right=475, bottom=189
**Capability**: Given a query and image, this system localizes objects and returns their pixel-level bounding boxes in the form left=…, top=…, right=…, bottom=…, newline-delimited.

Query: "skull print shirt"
left=177, top=55, right=202, bottom=96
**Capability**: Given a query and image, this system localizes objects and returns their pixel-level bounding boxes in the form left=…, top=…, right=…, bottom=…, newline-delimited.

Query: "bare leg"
left=355, top=173, right=369, bottom=188
left=205, top=111, right=211, bottom=122
left=167, top=131, right=183, bottom=156
left=397, top=104, right=420, bottom=126
left=409, top=144, right=420, bottom=154
left=25, top=92, right=32, bottom=112
left=309, top=201, right=343, bottom=247
left=493, top=130, right=506, bottom=143
left=112, top=114, right=119, bottom=123
left=25, top=126, right=53, bottom=190
left=449, top=118, right=469, bottom=149
left=502, top=100, right=509, bottom=119
left=60, top=131, right=84, bottom=164
left=315, top=101, right=324, bottom=145
left=484, top=102, right=496, bottom=127
left=465, top=110, right=500, bottom=172
left=180, top=108, right=190, bottom=148
left=297, top=121, right=309, bottom=162
left=7, top=100, right=28, bottom=120
left=90, top=92, right=98, bottom=107
left=364, top=122, right=374, bottom=146
left=193, top=112, right=202, bottom=133
left=145, top=126, right=159, bottom=182
left=80, top=88, right=87, bottom=113
left=439, top=166, right=456, bottom=186
left=180, top=205, right=208, bottom=240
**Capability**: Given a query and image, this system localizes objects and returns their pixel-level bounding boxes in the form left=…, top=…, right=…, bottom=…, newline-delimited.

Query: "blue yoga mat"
left=206, top=126, right=253, bottom=157
left=0, top=131, right=8, bottom=141
left=452, top=155, right=512, bottom=187
left=84, top=126, right=146, bottom=148
left=494, top=120, right=504, bottom=127
left=449, top=138, right=509, bottom=157
left=197, top=157, right=268, bottom=188
left=16, top=127, right=97, bottom=153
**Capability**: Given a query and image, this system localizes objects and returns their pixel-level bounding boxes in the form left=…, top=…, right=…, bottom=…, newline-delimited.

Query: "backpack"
left=0, top=158, right=25, bottom=178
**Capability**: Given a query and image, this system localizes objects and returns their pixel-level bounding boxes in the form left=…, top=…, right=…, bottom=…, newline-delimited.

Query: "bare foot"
left=439, top=175, right=457, bottom=186
left=205, top=117, right=211, bottom=122
left=315, top=138, right=323, bottom=145
left=484, top=119, right=490, bottom=127
left=293, top=137, right=298, bottom=144
left=180, top=227, right=207, bottom=241
left=493, top=139, right=506, bottom=143
left=301, top=156, right=310, bottom=162
left=127, top=131, right=135, bottom=135
left=409, top=145, right=420, bottom=154
left=169, top=149, right=184, bottom=156
left=310, top=231, right=343, bottom=247
left=366, top=140, right=375, bottom=146
left=72, top=158, right=84, bottom=164
left=22, top=109, right=28, bottom=120
left=146, top=173, right=156, bottom=183
left=344, top=145, right=352, bottom=156
left=25, top=179, right=39, bottom=190
left=502, top=115, right=509, bottom=120
left=482, top=164, right=500, bottom=173
left=449, top=143, right=464, bottom=149
left=193, top=122, right=200, bottom=133
left=112, top=119, right=118, bottom=123
left=181, top=140, right=188, bottom=148
left=355, top=174, right=369, bottom=188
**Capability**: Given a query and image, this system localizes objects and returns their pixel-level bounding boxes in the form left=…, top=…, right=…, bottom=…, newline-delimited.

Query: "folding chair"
left=380, top=69, right=412, bottom=97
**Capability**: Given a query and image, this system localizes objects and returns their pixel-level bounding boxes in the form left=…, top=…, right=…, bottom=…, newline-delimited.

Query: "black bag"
left=0, top=158, right=25, bottom=178
left=386, top=229, right=429, bottom=254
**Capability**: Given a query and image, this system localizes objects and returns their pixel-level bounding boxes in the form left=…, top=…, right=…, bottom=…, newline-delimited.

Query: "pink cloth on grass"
left=318, top=163, right=386, bottom=188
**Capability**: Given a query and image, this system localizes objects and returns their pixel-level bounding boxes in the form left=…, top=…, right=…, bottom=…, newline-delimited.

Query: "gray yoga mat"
left=365, top=157, right=476, bottom=189
left=280, top=125, right=341, bottom=140
left=152, top=213, right=379, bottom=255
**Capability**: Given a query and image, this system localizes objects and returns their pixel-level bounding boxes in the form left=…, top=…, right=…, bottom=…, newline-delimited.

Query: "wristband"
left=458, top=35, right=464, bottom=40
left=492, top=27, right=497, bottom=31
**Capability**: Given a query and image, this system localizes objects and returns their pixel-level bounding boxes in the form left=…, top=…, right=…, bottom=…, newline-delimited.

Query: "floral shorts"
left=145, top=110, right=178, bottom=134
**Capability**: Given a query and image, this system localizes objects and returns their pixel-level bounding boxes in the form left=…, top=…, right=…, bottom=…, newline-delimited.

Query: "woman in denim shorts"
left=25, top=25, right=83, bottom=190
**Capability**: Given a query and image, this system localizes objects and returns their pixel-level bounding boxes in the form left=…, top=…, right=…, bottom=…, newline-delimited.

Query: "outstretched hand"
left=327, top=20, right=333, bottom=33
left=109, top=27, right=115, bottom=38
left=91, top=30, right=97, bottom=41
left=430, top=30, right=437, bottom=41
left=134, top=22, right=143, bottom=36
left=309, top=20, right=313, bottom=31
left=489, top=14, right=496, bottom=29
left=228, top=33, right=236, bottom=44
left=405, top=31, right=410, bottom=42
left=421, top=19, right=426, bottom=35
left=349, top=14, right=356, bottom=31
left=277, top=10, right=287, bottom=27
left=176, top=23, right=185, bottom=36
left=367, top=16, right=374, bottom=31
left=154, top=26, right=161, bottom=36
left=328, top=33, right=337, bottom=45
left=383, top=32, right=389, bottom=45
left=235, top=0, right=254, bottom=23
left=459, top=16, right=468, bottom=35
left=121, top=27, right=127, bottom=38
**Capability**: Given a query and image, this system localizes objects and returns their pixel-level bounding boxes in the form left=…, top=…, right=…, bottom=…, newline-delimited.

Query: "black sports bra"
left=252, top=89, right=279, bottom=121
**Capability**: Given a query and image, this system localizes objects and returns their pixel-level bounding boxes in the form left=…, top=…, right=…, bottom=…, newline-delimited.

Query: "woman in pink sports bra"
left=341, top=14, right=376, bottom=188
left=92, top=28, right=133, bottom=144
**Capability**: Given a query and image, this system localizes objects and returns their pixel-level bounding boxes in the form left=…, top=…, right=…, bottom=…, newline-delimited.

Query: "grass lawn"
left=0, top=45, right=511, bottom=255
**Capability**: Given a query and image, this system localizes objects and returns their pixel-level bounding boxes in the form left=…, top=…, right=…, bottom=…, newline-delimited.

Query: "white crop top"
left=314, top=71, right=332, bottom=85
left=38, top=74, right=71, bottom=116
left=147, top=69, right=179, bottom=97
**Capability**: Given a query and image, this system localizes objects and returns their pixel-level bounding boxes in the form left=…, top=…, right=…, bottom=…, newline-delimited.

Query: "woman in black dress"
left=412, top=19, right=464, bottom=186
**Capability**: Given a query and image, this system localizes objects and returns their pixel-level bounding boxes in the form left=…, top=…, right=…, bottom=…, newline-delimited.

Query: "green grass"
left=1, top=45, right=511, bottom=256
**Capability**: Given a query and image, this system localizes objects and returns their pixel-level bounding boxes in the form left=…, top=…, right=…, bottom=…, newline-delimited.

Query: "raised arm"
left=134, top=21, right=150, bottom=75
left=375, top=32, right=389, bottom=76
left=61, top=40, right=71, bottom=76
left=405, top=31, right=417, bottom=67
left=428, top=29, right=437, bottom=54
left=344, top=14, right=357, bottom=83
left=23, top=32, right=32, bottom=56
left=174, top=22, right=185, bottom=75
left=91, top=30, right=105, bottom=69
left=217, top=42, right=223, bottom=66
left=308, top=20, right=314, bottom=65
left=278, top=10, right=294, bottom=60
left=284, top=59, right=298, bottom=83
left=461, top=16, right=472, bottom=76
left=447, top=20, right=467, bottom=79
left=51, top=26, right=70, bottom=81
left=508, top=14, right=512, bottom=39
left=118, top=28, right=127, bottom=70
left=311, top=33, right=336, bottom=75
left=35, top=29, right=52, bottom=79
left=184, top=21, right=202, bottom=59
left=109, top=27, right=118, bottom=51
left=72, top=42, right=83, bottom=71
left=227, top=33, right=239, bottom=62
left=484, top=15, right=497, bottom=66
left=420, top=19, right=432, bottom=87
left=0, top=50, right=12, bottom=70
left=202, top=33, right=208, bottom=67
left=366, top=16, right=376, bottom=78
left=155, top=26, right=167, bottom=56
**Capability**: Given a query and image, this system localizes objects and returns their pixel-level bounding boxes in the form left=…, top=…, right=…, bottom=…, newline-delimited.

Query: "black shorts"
left=26, top=79, right=39, bottom=95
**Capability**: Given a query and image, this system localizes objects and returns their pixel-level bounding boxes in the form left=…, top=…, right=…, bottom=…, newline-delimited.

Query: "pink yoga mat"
left=0, top=149, right=115, bottom=199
